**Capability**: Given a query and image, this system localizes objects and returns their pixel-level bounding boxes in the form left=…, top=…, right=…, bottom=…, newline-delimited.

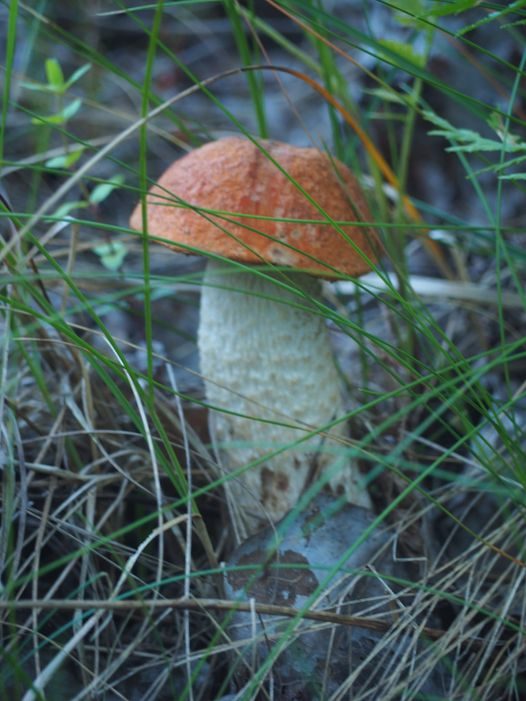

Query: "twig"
left=0, top=596, right=494, bottom=647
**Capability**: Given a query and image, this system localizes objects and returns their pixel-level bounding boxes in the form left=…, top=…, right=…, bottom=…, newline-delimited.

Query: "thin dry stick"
left=0, top=596, right=501, bottom=648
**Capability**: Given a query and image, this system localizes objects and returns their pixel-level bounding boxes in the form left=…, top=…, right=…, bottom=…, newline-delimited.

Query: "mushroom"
left=130, top=137, right=379, bottom=536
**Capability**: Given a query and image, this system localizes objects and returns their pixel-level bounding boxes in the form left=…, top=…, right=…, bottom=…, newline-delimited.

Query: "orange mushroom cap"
left=130, top=137, right=379, bottom=279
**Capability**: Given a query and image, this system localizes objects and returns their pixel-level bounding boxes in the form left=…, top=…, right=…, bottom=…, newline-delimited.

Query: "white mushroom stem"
left=198, top=260, right=371, bottom=536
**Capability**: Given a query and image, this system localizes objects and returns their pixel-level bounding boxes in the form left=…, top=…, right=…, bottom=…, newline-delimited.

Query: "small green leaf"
left=66, top=63, right=92, bottom=89
left=31, top=98, right=82, bottom=125
left=93, top=242, right=128, bottom=271
left=26, top=63, right=91, bottom=96
left=436, top=133, right=513, bottom=153
left=424, top=109, right=526, bottom=155
left=20, top=80, right=50, bottom=92
left=422, top=110, right=451, bottom=130
left=456, top=0, right=526, bottom=36
left=45, top=58, right=65, bottom=91
left=61, top=98, right=82, bottom=121
left=378, top=39, right=426, bottom=68
left=89, top=175, right=125, bottom=205
left=388, top=0, right=429, bottom=28
left=45, top=147, right=85, bottom=169
left=502, top=19, right=526, bottom=29
left=32, top=114, right=58, bottom=125
left=365, top=87, right=407, bottom=105
left=427, top=0, right=477, bottom=17
left=53, top=200, right=87, bottom=218
left=45, top=155, right=68, bottom=169
left=499, top=173, right=526, bottom=181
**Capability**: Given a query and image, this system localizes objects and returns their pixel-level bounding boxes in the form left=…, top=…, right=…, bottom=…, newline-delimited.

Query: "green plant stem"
left=0, top=0, right=18, bottom=168
left=139, top=0, right=165, bottom=405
